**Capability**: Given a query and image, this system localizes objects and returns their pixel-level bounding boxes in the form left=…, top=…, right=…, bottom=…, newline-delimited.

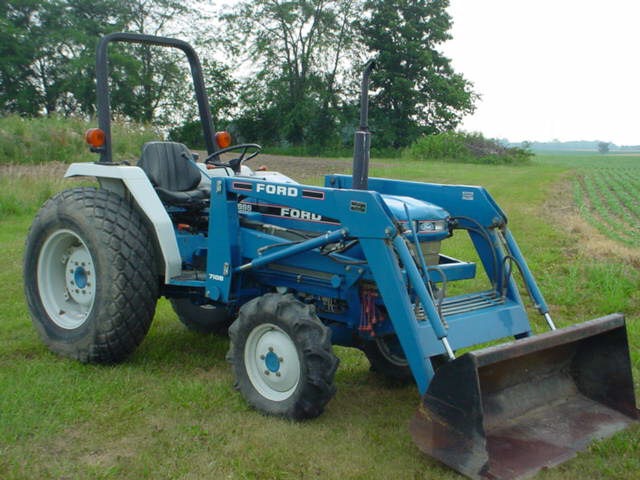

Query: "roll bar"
left=95, top=32, right=216, bottom=164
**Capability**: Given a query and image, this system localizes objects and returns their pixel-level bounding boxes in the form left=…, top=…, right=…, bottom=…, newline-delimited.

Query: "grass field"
left=1, top=152, right=639, bottom=479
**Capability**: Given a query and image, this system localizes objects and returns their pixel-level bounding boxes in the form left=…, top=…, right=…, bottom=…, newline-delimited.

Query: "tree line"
left=1, top=0, right=476, bottom=151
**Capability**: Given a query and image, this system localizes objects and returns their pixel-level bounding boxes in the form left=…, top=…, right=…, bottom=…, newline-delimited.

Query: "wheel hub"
left=244, top=323, right=301, bottom=401
left=264, top=350, right=281, bottom=373
left=66, top=248, right=95, bottom=305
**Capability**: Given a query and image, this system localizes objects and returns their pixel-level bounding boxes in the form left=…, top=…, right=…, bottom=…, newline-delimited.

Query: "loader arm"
left=206, top=176, right=534, bottom=394
left=329, top=174, right=553, bottom=319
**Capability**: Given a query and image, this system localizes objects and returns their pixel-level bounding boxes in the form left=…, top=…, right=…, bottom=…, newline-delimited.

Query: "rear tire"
left=227, top=293, right=339, bottom=420
left=24, top=187, right=159, bottom=363
left=363, top=335, right=413, bottom=383
left=170, top=298, right=232, bottom=334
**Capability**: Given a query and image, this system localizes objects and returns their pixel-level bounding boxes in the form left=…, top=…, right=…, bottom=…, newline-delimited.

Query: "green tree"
left=109, top=0, right=198, bottom=124
left=0, top=0, right=41, bottom=114
left=222, top=0, right=358, bottom=146
left=358, top=0, right=476, bottom=148
left=40, top=0, right=130, bottom=116
left=597, top=141, right=610, bottom=154
left=169, top=59, right=239, bottom=147
left=0, top=0, right=226, bottom=129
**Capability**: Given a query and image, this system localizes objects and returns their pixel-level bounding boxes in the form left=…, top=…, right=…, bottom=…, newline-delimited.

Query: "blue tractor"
left=24, top=33, right=638, bottom=479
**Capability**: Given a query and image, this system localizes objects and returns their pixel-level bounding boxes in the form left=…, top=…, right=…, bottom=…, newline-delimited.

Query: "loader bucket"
left=410, top=314, right=638, bottom=480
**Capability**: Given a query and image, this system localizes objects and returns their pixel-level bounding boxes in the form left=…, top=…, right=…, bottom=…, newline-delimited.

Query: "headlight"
left=417, top=220, right=447, bottom=233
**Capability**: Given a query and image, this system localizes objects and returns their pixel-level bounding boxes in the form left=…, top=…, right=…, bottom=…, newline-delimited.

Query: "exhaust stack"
left=352, top=60, right=376, bottom=190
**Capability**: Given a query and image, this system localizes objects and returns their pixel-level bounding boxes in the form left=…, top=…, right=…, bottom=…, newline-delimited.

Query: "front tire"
left=227, top=293, right=339, bottom=420
left=24, top=187, right=159, bottom=363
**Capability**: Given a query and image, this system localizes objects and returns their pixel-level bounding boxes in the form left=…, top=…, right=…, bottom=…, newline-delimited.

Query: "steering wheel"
left=204, top=143, right=262, bottom=172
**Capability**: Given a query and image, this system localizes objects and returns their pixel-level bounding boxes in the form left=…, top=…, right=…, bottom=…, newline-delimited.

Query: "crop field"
left=573, top=160, right=640, bottom=248
left=0, top=152, right=639, bottom=480
left=535, top=153, right=640, bottom=249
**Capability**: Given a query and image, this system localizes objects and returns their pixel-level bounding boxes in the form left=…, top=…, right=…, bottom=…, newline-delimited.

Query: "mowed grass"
left=1, top=154, right=639, bottom=479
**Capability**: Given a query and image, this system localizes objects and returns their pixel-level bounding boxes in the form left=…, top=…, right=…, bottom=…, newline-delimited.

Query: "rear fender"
left=64, top=163, right=181, bottom=281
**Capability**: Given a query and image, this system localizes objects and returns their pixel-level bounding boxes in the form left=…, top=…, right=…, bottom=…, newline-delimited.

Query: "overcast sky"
left=212, top=0, right=640, bottom=145
left=443, top=0, right=640, bottom=145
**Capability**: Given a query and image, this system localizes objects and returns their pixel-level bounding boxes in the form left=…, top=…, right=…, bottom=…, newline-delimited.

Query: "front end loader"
left=24, top=33, right=638, bottom=479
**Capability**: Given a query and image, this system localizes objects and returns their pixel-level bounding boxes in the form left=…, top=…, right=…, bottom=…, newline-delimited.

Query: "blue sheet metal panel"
left=414, top=300, right=532, bottom=358
left=326, top=174, right=507, bottom=228
left=224, top=177, right=396, bottom=239
left=174, top=231, right=207, bottom=265
left=206, top=179, right=241, bottom=301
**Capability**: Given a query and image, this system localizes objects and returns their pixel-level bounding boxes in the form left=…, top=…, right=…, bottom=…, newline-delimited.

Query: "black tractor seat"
left=137, top=141, right=210, bottom=208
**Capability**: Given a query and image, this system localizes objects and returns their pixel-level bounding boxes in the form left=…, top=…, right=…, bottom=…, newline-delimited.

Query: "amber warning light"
left=85, top=128, right=106, bottom=150
left=215, top=131, right=232, bottom=149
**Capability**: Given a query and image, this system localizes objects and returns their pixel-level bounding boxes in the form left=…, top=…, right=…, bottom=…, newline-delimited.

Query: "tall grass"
left=0, top=115, right=159, bottom=165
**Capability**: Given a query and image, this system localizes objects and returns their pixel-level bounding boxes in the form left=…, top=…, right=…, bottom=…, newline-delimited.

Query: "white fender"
left=64, top=163, right=182, bottom=281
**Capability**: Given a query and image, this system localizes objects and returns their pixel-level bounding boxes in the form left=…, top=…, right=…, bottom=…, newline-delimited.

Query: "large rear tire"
left=24, top=187, right=159, bottom=363
left=170, top=298, right=232, bottom=334
left=227, top=293, right=339, bottom=420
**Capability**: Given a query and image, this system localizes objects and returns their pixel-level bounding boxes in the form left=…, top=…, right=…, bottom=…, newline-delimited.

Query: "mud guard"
left=410, top=313, right=639, bottom=480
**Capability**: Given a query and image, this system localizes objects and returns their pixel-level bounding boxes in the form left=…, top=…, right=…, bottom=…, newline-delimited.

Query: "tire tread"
left=24, top=187, right=158, bottom=364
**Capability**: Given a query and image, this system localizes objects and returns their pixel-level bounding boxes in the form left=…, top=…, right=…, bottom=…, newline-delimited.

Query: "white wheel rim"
left=244, top=323, right=301, bottom=401
left=37, top=229, right=96, bottom=329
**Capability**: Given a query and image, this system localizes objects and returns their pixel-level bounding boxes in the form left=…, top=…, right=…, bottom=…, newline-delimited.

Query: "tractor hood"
left=381, top=194, right=451, bottom=238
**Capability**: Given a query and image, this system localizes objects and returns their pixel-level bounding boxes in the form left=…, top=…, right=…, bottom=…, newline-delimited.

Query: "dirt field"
left=0, top=153, right=392, bottom=185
